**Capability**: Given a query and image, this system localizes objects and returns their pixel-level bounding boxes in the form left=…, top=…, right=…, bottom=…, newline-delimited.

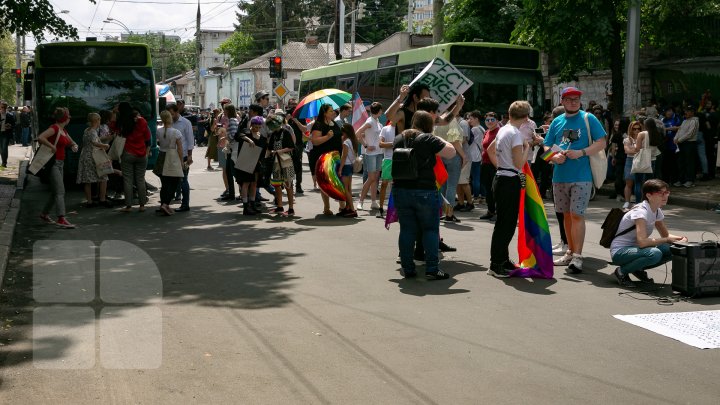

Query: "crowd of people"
left=27, top=84, right=717, bottom=285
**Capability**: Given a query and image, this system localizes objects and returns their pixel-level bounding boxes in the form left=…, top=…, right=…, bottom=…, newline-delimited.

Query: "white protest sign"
left=409, top=57, right=473, bottom=113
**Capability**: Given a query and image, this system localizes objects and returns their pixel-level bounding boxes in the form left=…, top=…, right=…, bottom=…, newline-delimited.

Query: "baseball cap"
left=254, top=90, right=270, bottom=101
left=220, top=97, right=231, bottom=105
left=561, top=87, right=583, bottom=98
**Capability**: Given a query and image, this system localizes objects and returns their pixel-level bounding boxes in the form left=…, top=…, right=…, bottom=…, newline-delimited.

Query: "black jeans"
left=0, top=135, right=10, bottom=166
left=678, top=141, right=696, bottom=183
left=225, top=154, right=236, bottom=197
left=490, top=175, right=521, bottom=265
left=160, top=176, right=181, bottom=205
left=480, top=163, right=497, bottom=213
left=293, top=144, right=304, bottom=188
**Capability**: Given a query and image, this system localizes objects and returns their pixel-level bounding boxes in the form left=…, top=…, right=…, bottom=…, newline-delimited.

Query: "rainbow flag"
left=351, top=93, right=368, bottom=132
left=385, top=156, right=448, bottom=230
left=541, top=144, right=562, bottom=162
left=509, top=163, right=554, bottom=279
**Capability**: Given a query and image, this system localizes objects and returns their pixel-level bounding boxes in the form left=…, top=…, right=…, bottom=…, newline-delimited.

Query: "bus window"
left=375, top=67, right=397, bottom=106
left=337, top=75, right=356, bottom=93
left=398, top=68, right=414, bottom=90
left=321, top=76, right=337, bottom=90
left=357, top=71, right=376, bottom=101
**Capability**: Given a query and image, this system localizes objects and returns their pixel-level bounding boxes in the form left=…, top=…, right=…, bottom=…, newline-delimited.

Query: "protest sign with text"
left=409, top=57, right=473, bottom=113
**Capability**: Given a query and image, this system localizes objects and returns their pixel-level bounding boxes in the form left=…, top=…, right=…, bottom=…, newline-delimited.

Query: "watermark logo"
left=32, top=240, right=162, bottom=369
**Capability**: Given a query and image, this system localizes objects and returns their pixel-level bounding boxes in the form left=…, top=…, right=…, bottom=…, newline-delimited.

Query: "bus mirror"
left=158, top=96, right=167, bottom=113
left=23, top=81, right=32, bottom=101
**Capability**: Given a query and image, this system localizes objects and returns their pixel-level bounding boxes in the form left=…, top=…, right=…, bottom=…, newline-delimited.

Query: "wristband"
left=582, top=149, right=587, bottom=156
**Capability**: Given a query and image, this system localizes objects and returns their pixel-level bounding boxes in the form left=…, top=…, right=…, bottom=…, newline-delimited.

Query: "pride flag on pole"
left=509, top=163, right=554, bottom=279
left=541, top=144, right=563, bottom=162
left=351, top=93, right=368, bottom=132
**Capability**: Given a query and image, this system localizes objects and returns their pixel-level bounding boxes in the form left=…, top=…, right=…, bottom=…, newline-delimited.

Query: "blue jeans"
left=180, top=157, right=190, bottom=209
left=21, top=127, right=30, bottom=146
left=441, top=154, right=461, bottom=206
left=393, top=188, right=441, bottom=273
left=470, top=161, right=484, bottom=197
left=633, top=160, right=656, bottom=203
left=612, top=244, right=672, bottom=275
left=697, top=132, right=708, bottom=175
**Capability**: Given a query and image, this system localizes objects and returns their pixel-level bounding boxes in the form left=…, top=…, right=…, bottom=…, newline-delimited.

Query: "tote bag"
left=631, top=132, right=653, bottom=174
left=28, top=129, right=60, bottom=175
left=107, top=136, right=126, bottom=161
left=583, top=112, right=608, bottom=189
left=92, top=148, right=114, bottom=176
left=160, top=128, right=184, bottom=177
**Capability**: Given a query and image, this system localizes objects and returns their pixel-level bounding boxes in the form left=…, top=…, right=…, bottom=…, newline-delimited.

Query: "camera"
left=534, top=127, right=545, bottom=134
left=563, top=129, right=579, bottom=142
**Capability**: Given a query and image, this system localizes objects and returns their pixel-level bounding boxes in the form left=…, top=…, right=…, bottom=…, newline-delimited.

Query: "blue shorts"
left=624, top=156, right=634, bottom=181
left=217, top=147, right=227, bottom=167
left=364, top=154, right=383, bottom=172
left=341, top=164, right=353, bottom=177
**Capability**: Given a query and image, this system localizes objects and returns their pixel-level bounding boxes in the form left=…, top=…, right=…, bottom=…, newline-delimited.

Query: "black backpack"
left=392, top=134, right=418, bottom=181
left=599, top=208, right=635, bottom=248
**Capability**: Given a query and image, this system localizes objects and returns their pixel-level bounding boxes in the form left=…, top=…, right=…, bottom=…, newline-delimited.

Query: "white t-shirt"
left=343, top=138, right=356, bottom=165
left=495, top=124, right=524, bottom=177
left=362, top=116, right=383, bottom=156
left=380, top=125, right=396, bottom=159
left=157, top=127, right=182, bottom=152
left=469, top=126, right=484, bottom=162
left=610, top=201, right=665, bottom=256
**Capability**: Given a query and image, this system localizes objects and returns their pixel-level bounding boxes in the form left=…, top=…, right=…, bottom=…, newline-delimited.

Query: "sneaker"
left=356, top=201, right=364, bottom=211
left=39, top=214, right=55, bottom=224
left=375, top=207, right=385, bottom=218
left=55, top=216, right=76, bottom=229
left=295, top=188, right=304, bottom=195
left=551, top=242, right=568, bottom=256
left=336, top=207, right=350, bottom=216
left=370, top=201, right=380, bottom=210
left=439, top=239, right=457, bottom=252
left=622, top=202, right=630, bottom=210
left=488, top=263, right=512, bottom=278
left=480, top=211, right=495, bottom=220
left=567, top=254, right=583, bottom=274
left=453, top=203, right=464, bottom=211
left=400, top=268, right=417, bottom=278
left=683, top=181, right=695, bottom=188
left=614, top=268, right=636, bottom=288
left=287, top=208, right=295, bottom=216
left=632, top=270, right=654, bottom=284
left=553, top=251, right=572, bottom=266
left=443, top=215, right=461, bottom=223
left=616, top=196, right=625, bottom=202
left=273, top=206, right=285, bottom=213
left=672, top=181, right=683, bottom=187
left=426, top=270, right=450, bottom=280
left=343, top=210, right=358, bottom=218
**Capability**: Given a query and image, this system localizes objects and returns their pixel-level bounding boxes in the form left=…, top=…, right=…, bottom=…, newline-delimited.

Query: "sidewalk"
left=0, top=144, right=30, bottom=288
left=598, top=176, right=720, bottom=211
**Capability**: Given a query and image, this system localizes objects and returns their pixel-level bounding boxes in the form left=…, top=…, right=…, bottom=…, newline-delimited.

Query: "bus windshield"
left=37, top=68, right=155, bottom=123
left=458, top=68, right=543, bottom=117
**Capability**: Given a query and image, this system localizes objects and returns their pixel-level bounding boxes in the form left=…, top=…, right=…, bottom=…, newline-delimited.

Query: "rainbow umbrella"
left=292, top=89, right=352, bottom=119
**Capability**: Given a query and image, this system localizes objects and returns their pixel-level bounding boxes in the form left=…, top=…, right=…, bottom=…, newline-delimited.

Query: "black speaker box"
left=670, top=241, right=720, bottom=297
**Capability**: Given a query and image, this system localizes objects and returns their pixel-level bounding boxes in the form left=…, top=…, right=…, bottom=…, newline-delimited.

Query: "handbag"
left=352, top=154, right=363, bottom=173
left=92, top=147, right=114, bottom=176
left=163, top=149, right=184, bottom=177
left=107, top=135, right=126, bottom=161
left=28, top=128, right=60, bottom=175
left=278, top=151, right=293, bottom=168
left=583, top=112, right=608, bottom=189
left=631, top=131, right=653, bottom=174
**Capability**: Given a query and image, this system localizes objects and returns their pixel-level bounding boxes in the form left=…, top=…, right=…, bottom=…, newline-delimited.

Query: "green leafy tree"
left=0, top=35, right=17, bottom=102
left=217, top=31, right=254, bottom=67
left=641, top=0, right=720, bottom=58
left=354, top=0, right=406, bottom=45
left=444, top=0, right=521, bottom=43
left=0, top=0, right=94, bottom=40
left=125, top=33, right=196, bottom=79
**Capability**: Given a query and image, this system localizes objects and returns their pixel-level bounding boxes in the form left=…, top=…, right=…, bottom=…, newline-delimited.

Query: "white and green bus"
left=299, top=42, right=545, bottom=117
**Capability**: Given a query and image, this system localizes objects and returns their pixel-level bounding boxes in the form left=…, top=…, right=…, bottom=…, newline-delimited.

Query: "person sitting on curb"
left=609, top=179, right=687, bottom=287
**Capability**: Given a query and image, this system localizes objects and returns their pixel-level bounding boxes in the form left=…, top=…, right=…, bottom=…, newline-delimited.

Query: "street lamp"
left=103, top=18, right=132, bottom=34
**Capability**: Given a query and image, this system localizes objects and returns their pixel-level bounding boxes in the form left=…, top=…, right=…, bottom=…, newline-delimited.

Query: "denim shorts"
left=341, top=164, right=353, bottom=177
left=624, top=156, right=634, bottom=181
left=364, top=153, right=383, bottom=172
left=217, top=147, right=227, bottom=167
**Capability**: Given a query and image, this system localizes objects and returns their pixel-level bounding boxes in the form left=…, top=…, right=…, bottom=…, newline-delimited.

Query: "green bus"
left=25, top=41, right=159, bottom=176
left=299, top=42, right=545, bottom=118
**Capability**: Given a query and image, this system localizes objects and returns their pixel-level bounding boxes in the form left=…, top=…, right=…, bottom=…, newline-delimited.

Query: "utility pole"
left=432, top=0, right=444, bottom=44
left=15, top=34, right=22, bottom=106
left=350, top=1, right=356, bottom=58
left=195, top=1, right=202, bottom=107
left=407, top=0, right=413, bottom=33
left=161, top=33, right=167, bottom=82
left=276, top=0, right=283, bottom=107
left=623, top=0, right=641, bottom=115
left=339, top=0, right=345, bottom=58
left=334, top=0, right=342, bottom=60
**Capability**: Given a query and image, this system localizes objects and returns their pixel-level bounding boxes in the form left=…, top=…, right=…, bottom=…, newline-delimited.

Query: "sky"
left=27, top=0, right=239, bottom=50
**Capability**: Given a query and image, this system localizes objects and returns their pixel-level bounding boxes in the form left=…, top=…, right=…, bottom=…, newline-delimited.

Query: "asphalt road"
left=1, top=151, right=719, bottom=404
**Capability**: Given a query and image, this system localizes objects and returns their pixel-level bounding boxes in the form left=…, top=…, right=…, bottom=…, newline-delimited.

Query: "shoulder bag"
left=108, top=133, right=126, bottom=161
left=631, top=131, right=653, bottom=174
left=583, top=112, right=608, bottom=189
left=28, top=127, right=60, bottom=175
left=93, top=147, right=114, bottom=176
left=161, top=128, right=184, bottom=177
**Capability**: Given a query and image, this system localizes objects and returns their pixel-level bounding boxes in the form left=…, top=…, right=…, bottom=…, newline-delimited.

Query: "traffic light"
left=269, top=56, right=282, bottom=79
left=14, top=69, right=21, bottom=83
left=357, top=2, right=366, bottom=19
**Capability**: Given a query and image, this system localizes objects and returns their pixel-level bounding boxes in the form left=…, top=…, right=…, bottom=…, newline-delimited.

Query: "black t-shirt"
left=288, top=119, right=304, bottom=147
left=310, top=120, right=342, bottom=155
left=392, top=133, right=445, bottom=190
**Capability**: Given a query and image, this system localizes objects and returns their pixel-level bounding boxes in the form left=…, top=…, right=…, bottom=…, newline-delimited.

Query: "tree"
left=217, top=31, right=254, bottom=67
left=125, top=33, right=196, bottom=80
left=444, top=0, right=521, bottom=43
left=641, top=0, right=720, bottom=58
left=0, top=0, right=94, bottom=40
left=0, top=36, right=17, bottom=103
left=354, top=0, right=406, bottom=45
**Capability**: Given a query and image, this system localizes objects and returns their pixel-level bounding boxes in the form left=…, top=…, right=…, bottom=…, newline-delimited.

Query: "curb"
left=0, top=160, right=26, bottom=291
left=597, top=184, right=718, bottom=211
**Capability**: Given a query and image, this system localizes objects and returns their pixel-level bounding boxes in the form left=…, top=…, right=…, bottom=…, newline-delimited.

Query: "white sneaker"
left=370, top=201, right=380, bottom=210
left=622, top=202, right=630, bottom=210
left=553, top=251, right=572, bottom=266
left=356, top=201, right=364, bottom=211
left=568, top=254, right=583, bottom=274
left=552, top=242, right=568, bottom=256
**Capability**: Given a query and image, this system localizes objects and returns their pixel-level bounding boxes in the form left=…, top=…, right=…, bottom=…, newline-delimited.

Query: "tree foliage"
left=125, top=33, right=196, bottom=80
left=217, top=31, right=254, bottom=67
left=0, top=0, right=94, bottom=40
left=641, top=0, right=720, bottom=57
left=0, top=35, right=17, bottom=103
left=444, top=0, right=521, bottom=43
left=354, top=0, right=406, bottom=45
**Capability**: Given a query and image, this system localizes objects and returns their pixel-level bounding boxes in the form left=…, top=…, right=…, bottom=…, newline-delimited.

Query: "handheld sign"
left=409, top=57, right=473, bottom=113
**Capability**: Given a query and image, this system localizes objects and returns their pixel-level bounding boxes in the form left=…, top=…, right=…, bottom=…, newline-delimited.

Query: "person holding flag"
left=486, top=101, right=533, bottom=277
